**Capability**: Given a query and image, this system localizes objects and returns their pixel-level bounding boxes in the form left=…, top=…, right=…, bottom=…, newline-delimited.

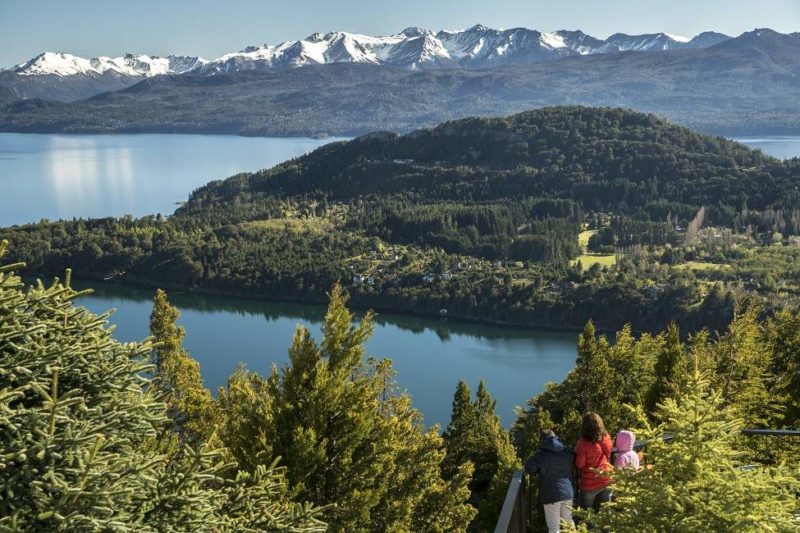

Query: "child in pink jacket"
left=614, top=430, right=640, bottom=469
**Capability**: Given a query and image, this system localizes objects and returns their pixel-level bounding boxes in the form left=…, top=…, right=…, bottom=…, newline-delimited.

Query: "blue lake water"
left=0, top=133, right=343, bottom=227
left=732, top=136, right=800, bottom=161
left=72, top=281, right=577, bottom=428
left=2, top=132, right=798, bottom=427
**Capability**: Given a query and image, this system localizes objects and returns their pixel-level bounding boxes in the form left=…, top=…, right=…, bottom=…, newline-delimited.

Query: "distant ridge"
left=2, top=28, right=799, bottom=135
left=0, top=25, right=734, bottom=101
left=7, top=25, right=731, bottom=76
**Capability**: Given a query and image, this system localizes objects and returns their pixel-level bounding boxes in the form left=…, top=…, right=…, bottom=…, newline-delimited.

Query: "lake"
left=3, top=132, right=800, bottom=427
left=72, top=281, right=577, bottom=428
left=0, top=133, right=797, bottom=227
left=733, top=137, right=800, bottom=161
left=0, top=133, right=343, bottom=227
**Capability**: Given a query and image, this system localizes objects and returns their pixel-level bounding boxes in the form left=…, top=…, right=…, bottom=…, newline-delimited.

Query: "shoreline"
left=40, top=273, right=589, bottom=335
left=3, top=127, right=800, bottom=140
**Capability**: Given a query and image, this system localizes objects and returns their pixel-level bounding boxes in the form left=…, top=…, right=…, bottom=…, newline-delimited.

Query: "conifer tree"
left=149, top=288, right=218, bottom=444
left=586, top=362, right=800, bottom=532
left=442, top=380, right=520, bottom=531
left=762, top=309, right=800, bottom=464
left=572, top=321, right=618, bottom=415
left=0, top=241, right=324, bottom=531
left=513, top=322, right=660, bottom=454
left=442, top=380, right=477, bottom=479
left=766, top=309, right=800, bottom=425
left=710, top=305, right=781, bottom=429
left=645, top=322, right=686, bottom=418
left=217, top=284, right=475, bottom=531
left=510, top=382, right=557, bottom=460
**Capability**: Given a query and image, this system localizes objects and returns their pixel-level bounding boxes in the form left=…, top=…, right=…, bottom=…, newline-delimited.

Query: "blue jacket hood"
left=540, top=435, right=565, bottom=452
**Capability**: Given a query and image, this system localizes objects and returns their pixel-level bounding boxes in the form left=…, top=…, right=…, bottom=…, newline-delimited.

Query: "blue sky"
left=2, top=0, right=799, bottom=67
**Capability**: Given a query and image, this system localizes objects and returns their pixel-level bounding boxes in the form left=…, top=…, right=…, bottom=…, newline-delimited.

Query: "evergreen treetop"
left=217, top=283, right=476, bottom=532
left=586, top=362, right=800, bottom=532
left=0, top=240, right=325, bottom=531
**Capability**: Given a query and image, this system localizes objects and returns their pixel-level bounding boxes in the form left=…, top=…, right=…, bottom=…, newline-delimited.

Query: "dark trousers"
left=578, top=487, right=612, bottom=511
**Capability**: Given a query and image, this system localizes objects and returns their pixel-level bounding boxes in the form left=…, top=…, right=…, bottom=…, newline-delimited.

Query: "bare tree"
left=684, top=206, right=706, bottom=246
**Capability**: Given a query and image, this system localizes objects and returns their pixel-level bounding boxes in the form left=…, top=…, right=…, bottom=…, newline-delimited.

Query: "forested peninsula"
left=3, top=106, right=800, bottom=334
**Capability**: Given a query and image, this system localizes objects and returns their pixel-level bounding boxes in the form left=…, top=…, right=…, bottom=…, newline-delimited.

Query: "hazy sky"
left=2, top=0, right=799, bottom=67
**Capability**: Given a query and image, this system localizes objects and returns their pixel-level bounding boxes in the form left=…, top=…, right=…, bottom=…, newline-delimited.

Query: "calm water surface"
left=0, top=133, right=797, bottom=227
left=4, top=132, right=799, bottom=426
left=732, top=136, right=800, bottom=160
left=73, top=282, right=577, bottom=428
left=0, top=133, right=342, bottom=227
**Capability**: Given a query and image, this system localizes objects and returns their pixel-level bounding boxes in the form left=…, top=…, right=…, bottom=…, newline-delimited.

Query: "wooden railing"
left=494, top=428, right=800, bottom=533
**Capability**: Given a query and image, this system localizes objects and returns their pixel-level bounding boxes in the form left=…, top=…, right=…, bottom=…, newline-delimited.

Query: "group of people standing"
left=524, top=412, right=640, bottom=532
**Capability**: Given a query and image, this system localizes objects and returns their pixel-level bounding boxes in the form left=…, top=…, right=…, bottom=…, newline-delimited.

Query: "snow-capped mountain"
left=1, top=25, right=734, bottom=101
left=8, top=26, right=733, bottom=78
left=198, top=25, right=732, bottom=73
left=1, top=52, right=207, bottom=102
left=605, top=31, right=730, bottom=52
left=14, top=52, right=206, bottom=77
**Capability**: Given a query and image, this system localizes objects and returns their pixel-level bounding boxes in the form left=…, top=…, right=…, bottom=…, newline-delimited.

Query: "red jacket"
left=575, top=434, right=613, bottom=491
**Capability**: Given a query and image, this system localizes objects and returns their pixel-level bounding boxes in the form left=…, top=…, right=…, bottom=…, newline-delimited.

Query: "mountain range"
left=1, top=25, right=732, bottom=101
left=1, top=27, right=798, bottom=136
left=196, top=26, right=730, bottom=73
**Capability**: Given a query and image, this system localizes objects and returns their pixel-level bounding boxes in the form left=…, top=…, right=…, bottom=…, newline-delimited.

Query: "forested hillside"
left=3, top=107, right=800, bottom=333
left=183, top=106, right=793, bottom=213
left=3, top=244, right=799, bottom=530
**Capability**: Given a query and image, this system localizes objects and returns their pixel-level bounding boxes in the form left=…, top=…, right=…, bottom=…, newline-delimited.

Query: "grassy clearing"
left=571, top=254, right=617, bottom=268
left=243, top=218, right=332, bottom=233
left=573, top=230, right=615, bottom=268
left=674, top=261, right=730, bottom=271
left=578, top=229, right=598, bottom=248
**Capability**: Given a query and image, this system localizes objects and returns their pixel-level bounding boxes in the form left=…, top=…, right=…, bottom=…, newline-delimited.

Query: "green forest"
left=3, top=107, right=800, bottom=334
left=2, top=237, right=799, bottom=531
left=4, top=107, right=800, bottom=529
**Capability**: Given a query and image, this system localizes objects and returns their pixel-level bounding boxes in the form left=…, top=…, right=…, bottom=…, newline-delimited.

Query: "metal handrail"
left=494, top=469, right=528, bottom=533
left=740, top=428, right=800, bottom=437
left=494, top=428, right=800, bottom=533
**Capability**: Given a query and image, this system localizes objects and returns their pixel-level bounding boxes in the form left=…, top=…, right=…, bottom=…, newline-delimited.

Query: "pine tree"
left=572, top=321, right=618, bottom=415
left=767, top=309, right=800, bottom=425
left=442, top=381, right=477, bottom=479
left=512, top=320, right=672, bottom=466
left=442, top=380, right=520, bottom=531
left=586, top=362, right=800, bottom=532
left=217, top=284, right=475, bottom=531
left=510, top=382, right=557, bottom=460
left=763, top=309, right=800, bottom=464
left=710, top=305, right=782, bottom=429
left=0, top=240, right=325, bottom=531
left=149, top=288, right=218, bottom=444
left=645, top=322, right=686, bottom=418
left=605, top=325, right=659, bottom=426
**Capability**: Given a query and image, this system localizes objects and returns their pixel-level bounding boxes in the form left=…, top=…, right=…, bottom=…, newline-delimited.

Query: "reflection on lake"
left=46, top=137, right=135, bottom=216
left=1, top=133, right=799, bottom=227
left=73, top=281, right=578, bottom=428
left=0, top=133, right=343, bottom=226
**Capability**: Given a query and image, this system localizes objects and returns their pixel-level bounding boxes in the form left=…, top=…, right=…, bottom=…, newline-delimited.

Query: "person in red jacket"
left=574, top=412, right=613, bottom=511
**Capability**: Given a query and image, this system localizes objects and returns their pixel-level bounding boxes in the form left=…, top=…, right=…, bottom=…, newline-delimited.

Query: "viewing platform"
left=494, top=429, right=800, bottom=533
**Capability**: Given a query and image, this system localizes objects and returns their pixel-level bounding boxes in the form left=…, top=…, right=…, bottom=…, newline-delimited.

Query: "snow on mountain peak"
left=15, top=51, right=206, bottom=77
left=16, top=52, right=93, bottom=76
left=11, top=25, right=735, bottom=78
left=540, top=32, right=567, bottom=49
left=664, top=33, right=691, bottom=43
